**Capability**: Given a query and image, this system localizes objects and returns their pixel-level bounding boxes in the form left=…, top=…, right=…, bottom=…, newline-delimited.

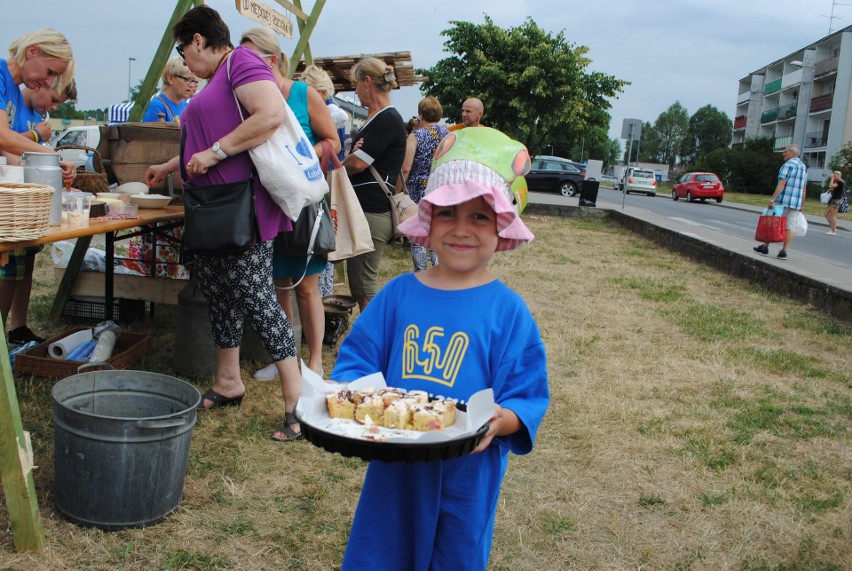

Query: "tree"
left=827, top=141, right=852, bottom=184
left=419, top=16, right=627, bottom=156
left=52, top=101, right=84, bottom=120
left=681, top=105, right=732, bottom=165
left=694, top=139, right=782, bottom=195
left=651, top=101, right=689, bottom=167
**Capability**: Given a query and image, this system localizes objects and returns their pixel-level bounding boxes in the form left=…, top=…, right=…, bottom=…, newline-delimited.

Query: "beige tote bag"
left=327, top=156, right=374, bottom=262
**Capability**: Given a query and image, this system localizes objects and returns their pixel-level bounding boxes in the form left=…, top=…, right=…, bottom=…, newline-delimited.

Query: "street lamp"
left=790, top=59, right=814, bottom=158
left=127, top=57, right=136, bottom=103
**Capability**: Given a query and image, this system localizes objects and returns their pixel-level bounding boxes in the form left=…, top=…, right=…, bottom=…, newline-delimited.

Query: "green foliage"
left=419, top=16, right=627, bottom=155
left=681, top=104, right=733, bottom=164
left=827, top=140, right=852, bottom=183
left=695, top=144, right=782, bottom=195
left=646, top=101, right=689, bottom=167
left=51, top=101, right=84, bottom=120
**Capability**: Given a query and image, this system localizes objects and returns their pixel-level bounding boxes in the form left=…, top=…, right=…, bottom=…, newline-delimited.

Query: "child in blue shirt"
left=332, top=127, right=550, bottom=571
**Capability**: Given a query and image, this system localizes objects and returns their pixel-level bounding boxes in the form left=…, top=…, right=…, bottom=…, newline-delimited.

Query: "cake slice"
left=383, top=399, right=412, bottom=430
left=326, top=390, right=356, bottom=419
left=355, top=394, right=385, bottom=424
left=412, top=403, right=445, bottom=431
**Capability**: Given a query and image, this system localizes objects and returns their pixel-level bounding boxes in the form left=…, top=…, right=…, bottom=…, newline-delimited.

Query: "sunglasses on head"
left=175, top=44, right=185, bottom=58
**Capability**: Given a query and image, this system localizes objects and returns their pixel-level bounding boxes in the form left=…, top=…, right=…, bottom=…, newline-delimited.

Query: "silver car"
left=623, top=167, right=657, bottom=197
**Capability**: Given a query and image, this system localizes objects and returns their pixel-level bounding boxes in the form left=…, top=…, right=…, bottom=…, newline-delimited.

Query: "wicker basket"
left=56, top=145, right=110, bottom=194
left=0, top=182, right=54, bottom=242
left=14, top=326, right=152, bottom=378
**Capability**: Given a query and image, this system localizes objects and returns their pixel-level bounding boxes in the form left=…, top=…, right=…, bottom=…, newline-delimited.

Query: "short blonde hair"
left=239, top=27, right=288, bottom=77
left=8, top=28, right=75, bottom=91
left=350, top=57, right=397, bottom=92
left=162, top=56, right=193, bottom=87
left=301, top=64, right=334, bottom=96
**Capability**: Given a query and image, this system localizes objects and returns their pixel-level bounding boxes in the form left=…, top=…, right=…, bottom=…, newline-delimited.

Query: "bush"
left=694, top=147, right=781, bottom=195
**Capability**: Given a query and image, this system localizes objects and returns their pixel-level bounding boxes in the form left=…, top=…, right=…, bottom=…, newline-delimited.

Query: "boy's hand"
left=470, top=405, right=520, bottom=454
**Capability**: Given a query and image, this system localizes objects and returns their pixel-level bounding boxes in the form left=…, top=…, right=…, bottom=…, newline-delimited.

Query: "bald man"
left=460, top=97, right=484, bottom=128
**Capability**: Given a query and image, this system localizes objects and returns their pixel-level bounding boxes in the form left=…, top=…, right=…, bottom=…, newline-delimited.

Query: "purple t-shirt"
left=180, top=46, right=290, bottom=240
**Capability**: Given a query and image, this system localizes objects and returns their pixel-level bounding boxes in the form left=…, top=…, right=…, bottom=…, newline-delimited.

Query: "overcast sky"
left=3, top=0, right=844, bottom=148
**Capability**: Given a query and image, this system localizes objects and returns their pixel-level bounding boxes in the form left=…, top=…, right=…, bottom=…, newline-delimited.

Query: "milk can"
left=22, top=151, right=63, bottom=225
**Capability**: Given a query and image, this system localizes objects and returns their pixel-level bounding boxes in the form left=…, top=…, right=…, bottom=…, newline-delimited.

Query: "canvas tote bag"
left=368, top=166, right=418, bottom=238
left=227, top=53, right=327, bottom=221
left=327, top=153, right=374, bottom=262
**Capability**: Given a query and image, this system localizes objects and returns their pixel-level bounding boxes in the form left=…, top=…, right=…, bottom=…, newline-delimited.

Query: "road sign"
left=621, top=118, right=643, bottom=140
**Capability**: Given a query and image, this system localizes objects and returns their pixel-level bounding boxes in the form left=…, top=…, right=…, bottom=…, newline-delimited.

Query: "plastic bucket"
left=52, top=369, right=201, bottom=530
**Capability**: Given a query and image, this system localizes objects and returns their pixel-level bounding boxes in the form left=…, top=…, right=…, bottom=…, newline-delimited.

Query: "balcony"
left=761, top=107, right=779, bottom=123
left=778, top=103, right=797, bottom=120
left=773, top=135, right=793, bottom=151
left=737, top=90, right=751, bottom=104
left=804, top=131, right=827, bottom=148
left=814, top=56, right=838, bottom=77
left=764, top=78, right=782, bottom=94
left=733, top=115, right=747, bottom=129
left=810, top=93, right=833, bottom=112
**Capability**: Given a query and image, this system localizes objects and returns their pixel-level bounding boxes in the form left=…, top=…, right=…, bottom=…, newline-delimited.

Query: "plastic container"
left=52, top=369, right=200, bottom=530
left=65, top=191, right=93, bottom=227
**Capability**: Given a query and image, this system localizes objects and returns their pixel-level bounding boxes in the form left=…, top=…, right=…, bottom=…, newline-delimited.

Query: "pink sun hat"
left=397, top=128, right=534, bottom=252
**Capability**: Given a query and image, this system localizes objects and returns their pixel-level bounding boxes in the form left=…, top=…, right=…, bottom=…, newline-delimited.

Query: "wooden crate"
left=15, top=326, right=152, bottom=378
left=54, top=268, right=185, bottom=305
left=107, top=123, right=180, bottom=193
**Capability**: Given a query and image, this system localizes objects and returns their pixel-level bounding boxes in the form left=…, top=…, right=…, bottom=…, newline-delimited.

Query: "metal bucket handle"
left=136, top=416, right=192, bottom=429
left=77, top=362, right=115, bottom=373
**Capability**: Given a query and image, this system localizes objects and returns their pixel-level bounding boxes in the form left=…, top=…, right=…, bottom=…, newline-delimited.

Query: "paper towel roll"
left=88, top=330, right=117, bottom=363
left=48, top=329, right=93, bottom=359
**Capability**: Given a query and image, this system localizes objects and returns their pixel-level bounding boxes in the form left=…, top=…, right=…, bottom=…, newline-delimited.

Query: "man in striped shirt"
left=754, top=144, right=807, bottom=260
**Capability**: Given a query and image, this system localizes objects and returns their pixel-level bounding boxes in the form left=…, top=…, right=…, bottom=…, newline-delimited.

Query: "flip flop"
left=198, top=388, right=245, bottom=411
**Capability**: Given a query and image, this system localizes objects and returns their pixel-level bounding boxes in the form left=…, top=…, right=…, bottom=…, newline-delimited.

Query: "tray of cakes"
left=294, top=367, right=494, bottom=463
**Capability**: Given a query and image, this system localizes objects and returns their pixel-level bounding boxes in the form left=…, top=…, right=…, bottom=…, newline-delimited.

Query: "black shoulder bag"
left=180, top=127, right=257, bottom=257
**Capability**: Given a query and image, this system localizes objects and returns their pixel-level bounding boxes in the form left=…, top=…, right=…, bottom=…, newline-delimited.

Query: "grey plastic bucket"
left=52, top=369, right=201, bottom=530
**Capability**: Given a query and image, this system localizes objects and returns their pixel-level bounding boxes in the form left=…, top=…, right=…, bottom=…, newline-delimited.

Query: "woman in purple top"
left=145, top=6, right=303, bottom=440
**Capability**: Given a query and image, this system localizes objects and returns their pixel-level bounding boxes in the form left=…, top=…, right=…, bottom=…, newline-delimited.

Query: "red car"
left=672, top=172, right=725, bottom=203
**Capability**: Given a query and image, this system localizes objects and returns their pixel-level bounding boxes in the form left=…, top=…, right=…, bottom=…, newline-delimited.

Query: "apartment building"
left=732, top=25, right=852, bottom=183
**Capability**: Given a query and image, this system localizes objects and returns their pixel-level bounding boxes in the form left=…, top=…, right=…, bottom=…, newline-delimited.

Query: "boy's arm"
left=470, top=405, right=521, bottom=454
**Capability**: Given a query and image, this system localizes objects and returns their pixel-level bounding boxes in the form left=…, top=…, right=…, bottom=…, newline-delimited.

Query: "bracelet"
left=30, top=129, right=39, bottom=142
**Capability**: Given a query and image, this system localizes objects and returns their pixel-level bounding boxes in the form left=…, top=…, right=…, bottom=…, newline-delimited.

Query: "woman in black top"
left=343, top=57, right=407, bottom=310
left=824, top=170, right=845, bottom=235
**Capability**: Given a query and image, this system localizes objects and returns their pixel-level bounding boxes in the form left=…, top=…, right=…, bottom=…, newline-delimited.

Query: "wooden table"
left=0, top=205, right=183, bottom=552
left=0, top=205, right=185, bottom=321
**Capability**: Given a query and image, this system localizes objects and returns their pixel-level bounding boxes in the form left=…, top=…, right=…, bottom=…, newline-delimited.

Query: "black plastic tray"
left=295, top=408, right=488, bottom=463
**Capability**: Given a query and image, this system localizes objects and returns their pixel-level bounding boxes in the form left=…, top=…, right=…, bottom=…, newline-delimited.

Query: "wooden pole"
left=128, top=0, right=199, bottom=123
left=0, top=333, right=45, bottom=551
left=288, top=0, right=326, bottom=77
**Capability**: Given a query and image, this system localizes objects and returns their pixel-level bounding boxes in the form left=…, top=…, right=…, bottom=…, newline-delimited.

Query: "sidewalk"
left=525, top=194, right=852, bottom=322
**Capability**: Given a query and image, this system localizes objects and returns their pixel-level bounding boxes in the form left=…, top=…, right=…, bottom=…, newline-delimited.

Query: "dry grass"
left=0, top=214, right=849, bottom=570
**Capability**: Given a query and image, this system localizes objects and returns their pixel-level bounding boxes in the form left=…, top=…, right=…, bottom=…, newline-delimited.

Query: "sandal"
left=198, top=388, right=245, bottom=411
left=271, top=411, right=303, bottom=442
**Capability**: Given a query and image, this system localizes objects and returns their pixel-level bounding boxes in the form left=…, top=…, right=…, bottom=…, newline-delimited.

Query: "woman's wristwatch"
left=212, top=141, right=228, bottom=160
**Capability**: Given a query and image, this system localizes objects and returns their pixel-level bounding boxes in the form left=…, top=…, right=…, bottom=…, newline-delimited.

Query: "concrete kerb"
left=523, top=202, right=851, bottom=322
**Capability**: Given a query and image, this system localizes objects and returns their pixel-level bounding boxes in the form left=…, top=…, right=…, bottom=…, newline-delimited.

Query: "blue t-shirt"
left=333, top=273, right=550, bottom=571
left=141, top=93, right=187, bottom=123
left=0, top=59, right=25, bottom=132
left=12, top=99, right=42, bottom=134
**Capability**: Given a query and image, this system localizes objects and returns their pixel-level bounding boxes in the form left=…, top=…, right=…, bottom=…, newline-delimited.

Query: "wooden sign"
left=235, top=0, right=293, bottom=39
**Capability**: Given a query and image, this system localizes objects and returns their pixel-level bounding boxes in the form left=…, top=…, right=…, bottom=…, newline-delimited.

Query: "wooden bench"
left=54, top=268, right=186, bottom=305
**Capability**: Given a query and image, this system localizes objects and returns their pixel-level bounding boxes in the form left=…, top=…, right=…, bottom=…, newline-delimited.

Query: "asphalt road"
left=530, top=186, right=852, bottom=269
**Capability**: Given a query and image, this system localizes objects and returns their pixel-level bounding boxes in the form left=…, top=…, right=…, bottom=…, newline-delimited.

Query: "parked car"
left=526, top=155, right=586, bottom=197
left=621, top=167, right=657, bottom=196
left=50, top=125, right=103, bottom=167
left=672, top=172, right=725, bottom=203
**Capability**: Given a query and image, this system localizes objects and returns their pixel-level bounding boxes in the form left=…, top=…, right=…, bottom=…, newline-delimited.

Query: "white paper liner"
left=296, top=362, right=495, bottom=443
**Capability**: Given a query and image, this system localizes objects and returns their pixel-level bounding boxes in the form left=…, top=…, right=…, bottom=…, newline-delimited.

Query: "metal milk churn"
left=22, top=151, right=63, bottom=225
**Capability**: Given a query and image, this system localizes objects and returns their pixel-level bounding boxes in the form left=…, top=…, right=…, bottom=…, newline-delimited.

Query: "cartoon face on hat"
left=397, top=127, right=534, bottom=252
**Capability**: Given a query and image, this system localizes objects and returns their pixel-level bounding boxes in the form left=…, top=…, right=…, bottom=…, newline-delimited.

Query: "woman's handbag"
left=369, top=165, right=418, bottom=238
left=274, top=198, right=336, bottom=257
left=327, top=153, right=374, bottom=262
left=227, top=53, right=327, bottom=221
left=179, top=131, right=256, bottom=256
left=840, top=193, right=849, bottom=214
left=754, top=207, right=787, bottom=243
left=820, top=190, right=832, bottom=205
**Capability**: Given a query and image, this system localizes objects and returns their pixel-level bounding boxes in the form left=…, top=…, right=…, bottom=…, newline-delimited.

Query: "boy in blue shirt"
left=332, top=127, right=549, bottom=571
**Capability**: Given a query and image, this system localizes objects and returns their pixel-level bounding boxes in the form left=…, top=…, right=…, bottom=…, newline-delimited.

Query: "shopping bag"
left=327, top=154, right=374, bottom=262
left=787, top=210, right=808, bottom=236
left=754, top=207, right=787, bottom=243
left=369, top=166, right=417, bottom=238
left=228, top=54, right=327, bottom=221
